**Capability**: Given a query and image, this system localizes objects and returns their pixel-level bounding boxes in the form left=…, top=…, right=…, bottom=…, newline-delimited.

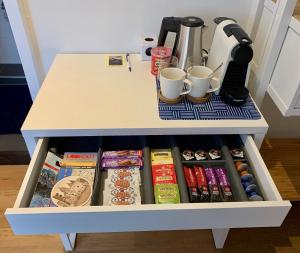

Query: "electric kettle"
left=157, top=16, right=205, bottom=70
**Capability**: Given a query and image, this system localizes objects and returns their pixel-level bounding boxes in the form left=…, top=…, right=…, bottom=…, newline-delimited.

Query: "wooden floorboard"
left=261, top=139, right=300, bottom=201
left=0, top=139, right=300, bottom=252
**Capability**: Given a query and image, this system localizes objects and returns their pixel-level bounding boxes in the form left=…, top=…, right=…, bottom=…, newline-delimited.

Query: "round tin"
left=151, top=47, right=172, bottom=76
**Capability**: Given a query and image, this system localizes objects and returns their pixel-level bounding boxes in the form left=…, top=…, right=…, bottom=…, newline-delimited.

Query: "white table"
left=22, top=54, right=268, bottom=155
left=6, top=54, right=290, bottom=252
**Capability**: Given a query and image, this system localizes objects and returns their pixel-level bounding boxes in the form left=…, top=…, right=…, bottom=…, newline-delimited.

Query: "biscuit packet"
left=101, top=158, right=143, bottom=168
left=102, top=150, right=143, bottom=159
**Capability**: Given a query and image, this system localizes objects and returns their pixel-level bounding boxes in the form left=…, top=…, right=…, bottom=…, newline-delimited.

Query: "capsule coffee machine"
left=207, top=17, right=253, bottom=106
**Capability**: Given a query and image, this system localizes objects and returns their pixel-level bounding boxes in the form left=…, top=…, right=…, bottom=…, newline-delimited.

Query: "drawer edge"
left=5, top=201, right=291, bottom=235
left=241, top=135, right=283, bottom=201
left=14, top=137, right=49, bottom=208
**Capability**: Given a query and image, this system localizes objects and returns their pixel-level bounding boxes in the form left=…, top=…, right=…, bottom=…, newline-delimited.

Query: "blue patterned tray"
left=157, top=80, right=261, bottom=120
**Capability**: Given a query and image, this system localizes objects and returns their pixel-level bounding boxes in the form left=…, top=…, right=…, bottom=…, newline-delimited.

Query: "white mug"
left=160, top=67, right=193, bottom=100
left=187, top=66, right=220, bottom=98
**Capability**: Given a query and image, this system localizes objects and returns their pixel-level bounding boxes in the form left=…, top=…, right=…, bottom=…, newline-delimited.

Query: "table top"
left=22, top=54, right=268, bottom=137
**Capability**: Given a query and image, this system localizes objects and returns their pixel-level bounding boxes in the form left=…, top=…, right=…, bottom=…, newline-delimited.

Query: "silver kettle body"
left=157, top=16, right=205, bottom=70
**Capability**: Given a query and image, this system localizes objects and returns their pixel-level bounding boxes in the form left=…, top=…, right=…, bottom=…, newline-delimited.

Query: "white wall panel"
left=25, top=0, right=252, bottom=74
left=0, top=6, right=20, bottom=63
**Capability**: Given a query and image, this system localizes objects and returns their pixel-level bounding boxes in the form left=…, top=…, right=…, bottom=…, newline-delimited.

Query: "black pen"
left=126, top=53, right=132, bottom=72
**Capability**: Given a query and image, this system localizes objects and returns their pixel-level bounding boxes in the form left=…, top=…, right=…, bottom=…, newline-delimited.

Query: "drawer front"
left=5, top=136, right=291, bottom=235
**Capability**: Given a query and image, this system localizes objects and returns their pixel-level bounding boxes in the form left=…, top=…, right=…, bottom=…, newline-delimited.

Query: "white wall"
left=24, top=0, right=253, bottom=75
left=0, top=3, right=20, bottom=63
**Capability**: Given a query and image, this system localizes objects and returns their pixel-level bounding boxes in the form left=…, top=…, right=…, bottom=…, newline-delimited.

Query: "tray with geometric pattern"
left=157, top=80, right=261, bottom=120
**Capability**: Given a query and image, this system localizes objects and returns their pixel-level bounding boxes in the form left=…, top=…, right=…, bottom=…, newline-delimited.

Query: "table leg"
left=253, top=133, right=266, bottom=149
left=23, top=134, right=37, bottom=157
left=212, top=228, right=230, bottom=249
left=60, top=233, right=77, bottom=251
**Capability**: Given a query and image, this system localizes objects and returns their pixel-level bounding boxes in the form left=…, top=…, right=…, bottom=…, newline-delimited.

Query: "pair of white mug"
left=160, top=66, right=220, bottom=100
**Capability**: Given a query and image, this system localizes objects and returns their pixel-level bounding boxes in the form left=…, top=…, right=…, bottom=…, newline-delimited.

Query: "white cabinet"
left=4, top=54, right=291, bottom=251
left=267, top=20, right=300, bottom=116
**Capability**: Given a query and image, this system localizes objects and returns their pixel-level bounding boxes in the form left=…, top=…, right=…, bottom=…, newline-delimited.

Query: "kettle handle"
left=157, top=17, right=181, bottom=56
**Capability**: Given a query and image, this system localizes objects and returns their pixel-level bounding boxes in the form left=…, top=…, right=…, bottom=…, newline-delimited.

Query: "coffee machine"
left=157, top=16, right=205, bottom=70
left=207, top=17, right=253, bottom=106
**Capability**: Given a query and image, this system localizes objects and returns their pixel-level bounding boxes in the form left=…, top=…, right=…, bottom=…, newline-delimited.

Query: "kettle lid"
left=181, top=16, right=204, bottom=27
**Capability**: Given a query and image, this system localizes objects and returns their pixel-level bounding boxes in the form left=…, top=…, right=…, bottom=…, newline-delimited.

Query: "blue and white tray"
left=157, top=80, right=261, bottom=121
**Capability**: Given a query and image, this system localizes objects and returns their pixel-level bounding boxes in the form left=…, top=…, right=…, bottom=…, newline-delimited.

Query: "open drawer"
left=5, top=135, right=291, bottom=235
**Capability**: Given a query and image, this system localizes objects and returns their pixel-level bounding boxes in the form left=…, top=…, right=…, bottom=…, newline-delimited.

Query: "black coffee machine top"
left=207, top=17, right=254, bottom=106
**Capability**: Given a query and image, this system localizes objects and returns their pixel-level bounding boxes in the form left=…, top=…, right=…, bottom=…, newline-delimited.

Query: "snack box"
left=152, top=164, right=177, bottom=185
left=151, top=149, right=173, bottom=165
left=60, top=152, right=98, bottom=167
left=55, top=167, right=96, bottom=206
left=154, top=184, right=180, bottom=204
left=29, top=152, right=62, bottom=207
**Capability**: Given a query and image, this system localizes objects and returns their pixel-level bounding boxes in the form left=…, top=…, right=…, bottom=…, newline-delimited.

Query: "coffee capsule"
left=230, top=148, right=244, bottom=159
left=182, top=150, right=195, bottom=161
left=240, top=172, right=254, bottom=183
left=208, top=149, right=222, bottom=160
left=243, top=182, right=257, bottom=194
left=235, top=162, right=250, bottom=173
left=195, top=150, right=208, bottom=161
left=248, top=191, right=263, bottom=201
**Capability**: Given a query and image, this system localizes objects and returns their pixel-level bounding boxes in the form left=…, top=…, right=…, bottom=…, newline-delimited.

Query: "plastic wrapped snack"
left=102, top=150, right=143, bottom=159
left=205, top=167, right=222, bottom=202
left=194, top=166, right=210, bottom=202
left=183, top=166, right=199, bottom=203
left=101, top=157, right=143, bottom=168
left=215, top=168, right=234, bottom=202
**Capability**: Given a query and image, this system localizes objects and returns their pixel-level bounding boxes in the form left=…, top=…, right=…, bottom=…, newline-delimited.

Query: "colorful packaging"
left=205, top=168, right=222, bottom=202
left=56, top=167, right=96, bottom=206
left=61, top=152, right=98, bottom=167
left=103, top=167, right=141, bottom=206
left=101, top=157, right=143, bottom=168
left=194, top=166, right=210, bottom=202
left=51, top=176, right=93, bottom=207
left=215, top=168, right=234, bottom=202
left=154, top=184, right=180, bottom=204
left=29, top=152, right=62, bottom=207
left=183, top=166, right=199, bottom=203
left=102, top=150, right=143, bottom=159
left=151, top=149, right=173, bottom=165
left=108, top=167, right=141, bottom=185
left=152, top=164, right=177, bottom=185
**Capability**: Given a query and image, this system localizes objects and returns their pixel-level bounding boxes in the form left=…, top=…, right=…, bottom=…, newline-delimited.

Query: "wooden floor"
left=261, top=139, right=300, bottom=201
left=1, top=139, right=300, bottom=252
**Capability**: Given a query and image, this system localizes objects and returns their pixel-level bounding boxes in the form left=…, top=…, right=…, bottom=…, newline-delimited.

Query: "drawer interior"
left=24, top=135, right=268, bottom=208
